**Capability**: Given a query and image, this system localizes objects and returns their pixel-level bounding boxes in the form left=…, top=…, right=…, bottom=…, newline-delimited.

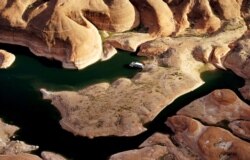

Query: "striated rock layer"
left=41, top=23, right=246, bottom=138
left=0, top=0, right=247, bottom=69
left=0, top=0, right=139, bottom=69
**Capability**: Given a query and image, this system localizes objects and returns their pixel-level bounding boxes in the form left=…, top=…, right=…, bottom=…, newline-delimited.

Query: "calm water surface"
left=0, top=43, right=248, bottom=160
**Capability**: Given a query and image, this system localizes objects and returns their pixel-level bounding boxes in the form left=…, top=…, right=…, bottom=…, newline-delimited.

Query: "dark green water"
left=0, top=43, right=248, bottom=160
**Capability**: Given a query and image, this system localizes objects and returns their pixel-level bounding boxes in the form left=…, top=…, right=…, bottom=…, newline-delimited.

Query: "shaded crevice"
left=22, top=0, right=49, bottom=21
left=208, top=0, right=224, bottom=19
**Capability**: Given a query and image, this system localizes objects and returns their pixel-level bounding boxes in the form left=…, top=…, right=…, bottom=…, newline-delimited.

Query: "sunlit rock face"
left=0, top=0, right=246, bottom=70
left=0, top=0, right=139, bottom=69
left=0, top=49, right=15, bottom=69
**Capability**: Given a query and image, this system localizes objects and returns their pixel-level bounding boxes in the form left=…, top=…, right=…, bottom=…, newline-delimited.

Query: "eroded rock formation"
left=224, top=33, right=250, bottom=100
left=177, top=89, right=250, bottom=124
left=0, top=153, right=42, bottom=160
left=110, top=90, right=250, bottom=160
left=0, top=119, right=40, bottom=160
left=0, top=49, right=15, bottom=69
left=110, top=133, right=190, bottom=160
left=41, top=151, right=67, bottom=160
left=0, top=119, right=38, bottom=155
left=229, top=120, right=250, bottom=140
left=0, top=0, right=247, bottom=69
left=0, top=0, right=139, bottom=69
left=166, top=115, right=250, bottom=160
left=40, top=22, right=246, bottom=138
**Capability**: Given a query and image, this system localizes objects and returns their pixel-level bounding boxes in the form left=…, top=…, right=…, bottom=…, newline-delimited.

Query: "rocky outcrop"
left=83, top=0, right=140, bottom=32
left=40, top=50, right=205, bottom=138
left=229, top=120, right=250, bottom=140
left=177, top=89, right=250, bottom=124
left=0, top=119, right=40, bottom=160
left=224, top=35, right=250, bottom=79
left=224, top=34, right=250, bottom=99
left=110, top=114, right=250, bottom=160
left=41, top=151, right=66, bottom=160
left=166, top=115, right=250, bottom=160
left=0, top=153, right=42, bottom=160
left=105, top=32, right=155, bottom=52
left=0, top=0, right=247, bottom=69
left=109, top=133, right=190, bottom=160
left=0, top=119, right=38, bottom=155
left=168, top=0, right=221, bottom=34
left=177, top=88, right=250, bottom=140
left=130, top=0, right=175, bottom=36
left=0, top=0, right=140, bottom=69
left=40, top=23, right=246, bottom=138
left=0, top=49, right=15, bottom=69
left=239, top=80, right=250, bottom=100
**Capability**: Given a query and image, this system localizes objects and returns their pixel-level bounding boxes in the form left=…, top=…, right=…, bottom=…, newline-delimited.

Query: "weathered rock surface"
left=0, top=0, right=247, bottom=69
left=229, top=120, right=250, bottom=140
left=166, top=115, right=250, bottom=160
left=83, top=0, right=140, bottom=32
left=41, top=42, right=207, bottom=138
left=177, top=88, right=250, bottom=140
left=0, top=50, right=15, bottom=69
left=131, top=0, right=175, bottom=36
left=110, top=114, right=250, bottom=160
left=224, top=34, right=250, bottom=99
left=0, top=119, right=40, bottom=160
left=41, top=52, right=205, bottom=138
left=0, top=153, right=42, bottom=160
left=224, top=34, right=250, bottom=79
left=0, top=0, right=140, bottom=69
left=239, top=80, right=250, bottom=100
left=169, top=0, right=221, bottom=34
left=0, top=119, right=38, bottom=155
left=40, top=23, right=246, bottom=138
left=109, top=133, right=190, bottom=160
left=105, top=32, right=155, bottom=52
left=177, top=89, right=250, bottom=124
left=41, top=151, right=66, bottom=160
